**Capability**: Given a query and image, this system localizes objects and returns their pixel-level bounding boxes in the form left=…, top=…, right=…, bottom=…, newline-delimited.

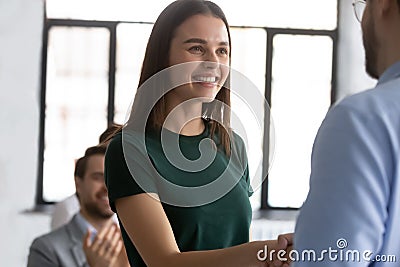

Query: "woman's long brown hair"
left=117, top=0, right=233, bottom=155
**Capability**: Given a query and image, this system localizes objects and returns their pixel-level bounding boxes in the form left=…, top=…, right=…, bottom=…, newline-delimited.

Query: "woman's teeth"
left=194, top=76, right=217, bottom=83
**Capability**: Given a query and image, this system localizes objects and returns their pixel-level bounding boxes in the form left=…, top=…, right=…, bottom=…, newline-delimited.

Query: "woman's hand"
left=269, top=233, right=294, bottom=267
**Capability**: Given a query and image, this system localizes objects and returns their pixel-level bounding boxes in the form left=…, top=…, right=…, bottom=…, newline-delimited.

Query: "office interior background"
left=0, top=0, right=376, bottom=265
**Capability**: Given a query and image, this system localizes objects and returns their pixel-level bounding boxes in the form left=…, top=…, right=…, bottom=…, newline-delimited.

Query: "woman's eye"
left=217, top=48, right=228, bottom=55
left=189, top=46, right=204, bottom=54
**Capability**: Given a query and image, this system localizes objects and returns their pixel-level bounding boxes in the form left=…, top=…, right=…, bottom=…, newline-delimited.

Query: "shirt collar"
left=76, top=212, right=98, bottom=236
left=378, top=61, right=400, bottom=85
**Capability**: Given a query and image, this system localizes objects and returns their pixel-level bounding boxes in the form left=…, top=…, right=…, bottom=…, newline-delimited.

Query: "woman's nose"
left=202, top=55, right=219, bottom=69
left=203, top=61, right=218, bottom=69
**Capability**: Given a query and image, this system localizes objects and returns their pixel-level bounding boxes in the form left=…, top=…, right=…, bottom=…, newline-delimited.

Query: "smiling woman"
left=168, top=14, right=230, bottom=102
left=40, top=0, right=338, bottom=213
left=104, top=1, right=291, bottom=267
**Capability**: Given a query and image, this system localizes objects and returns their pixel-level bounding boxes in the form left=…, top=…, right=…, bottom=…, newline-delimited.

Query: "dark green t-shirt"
left=105, top=121, right=253, bottom=267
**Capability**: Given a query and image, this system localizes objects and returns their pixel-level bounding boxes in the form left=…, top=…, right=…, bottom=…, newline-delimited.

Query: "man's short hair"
left=74, top=145, right=107, bottom=179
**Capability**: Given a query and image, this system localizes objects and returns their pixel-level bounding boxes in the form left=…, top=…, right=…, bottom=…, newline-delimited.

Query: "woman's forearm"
left=160, top=241, right=273, bottom=267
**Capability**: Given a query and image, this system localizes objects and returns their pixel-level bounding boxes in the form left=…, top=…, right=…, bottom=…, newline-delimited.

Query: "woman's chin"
left=192, top=83, right=220, bottom=100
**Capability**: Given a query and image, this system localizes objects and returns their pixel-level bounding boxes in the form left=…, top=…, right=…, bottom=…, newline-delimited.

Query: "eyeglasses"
left=352, top=0, right=366, bottom=23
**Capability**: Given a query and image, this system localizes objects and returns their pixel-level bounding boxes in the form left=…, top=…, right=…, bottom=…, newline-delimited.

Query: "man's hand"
left=83, top=222, right=123, bottom=267
left=271, top=233, right=294, bottom=267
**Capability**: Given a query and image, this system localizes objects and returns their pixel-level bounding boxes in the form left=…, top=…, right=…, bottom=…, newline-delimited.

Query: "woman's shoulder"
left=106, top=129, right=154, bottom=163
left=107, top=130, right=146, bottom=152
left=106, top=131, right=123, bottom=155
left=105, top=132, right=125, bottom=170
left=227, top=129, right=245, bottom=154
left=231, top=130, right=245, bottom=146
left=229, top=130, right=248, bottom=166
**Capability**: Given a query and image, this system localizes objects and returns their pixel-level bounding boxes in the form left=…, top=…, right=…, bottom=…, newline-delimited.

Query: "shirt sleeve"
left=105, top=132, right=158, bottom=212
left=232, top=131, right=253, bottom=197
left=293, top=102, right=391, bottom=266
left=244, top=163, right=253, bottom=197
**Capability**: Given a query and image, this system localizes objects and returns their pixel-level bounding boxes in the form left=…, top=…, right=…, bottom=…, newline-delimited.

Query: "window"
left=267, top=34, right=334, bottom=208
left=42, top=26, right=110, bottom=201
left=38, top=0, right=338, bottom=210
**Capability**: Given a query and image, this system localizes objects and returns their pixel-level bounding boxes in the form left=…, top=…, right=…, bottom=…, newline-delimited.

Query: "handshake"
left=256, top=233, right=294, bottom=267
left=81, top=219, right=294, bottom=267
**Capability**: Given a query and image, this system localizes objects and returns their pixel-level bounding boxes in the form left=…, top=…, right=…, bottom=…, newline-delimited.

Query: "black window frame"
left=260, top=27, right=338, bottom=210
left=36, top=6, right=338, bottom=209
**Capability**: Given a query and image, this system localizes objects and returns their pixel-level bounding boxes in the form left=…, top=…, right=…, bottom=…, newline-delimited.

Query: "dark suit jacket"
left=27, top=214, right=89, bottom=267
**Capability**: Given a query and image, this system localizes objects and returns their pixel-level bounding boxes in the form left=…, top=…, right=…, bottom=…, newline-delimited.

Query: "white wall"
left=0, top=0, right=379, bottom=266
left=0, top=0, right=50, bottom=266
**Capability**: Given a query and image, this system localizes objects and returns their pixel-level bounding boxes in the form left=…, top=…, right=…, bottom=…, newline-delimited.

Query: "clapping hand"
left=83, top=221, right=124, bottom=267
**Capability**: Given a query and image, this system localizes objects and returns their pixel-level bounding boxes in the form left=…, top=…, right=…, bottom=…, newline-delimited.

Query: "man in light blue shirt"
left=293, top=0, right=400, bottom=266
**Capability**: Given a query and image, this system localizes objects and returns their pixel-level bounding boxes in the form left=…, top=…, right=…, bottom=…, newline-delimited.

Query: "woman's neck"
left=164, top=98, right=205, bottom=136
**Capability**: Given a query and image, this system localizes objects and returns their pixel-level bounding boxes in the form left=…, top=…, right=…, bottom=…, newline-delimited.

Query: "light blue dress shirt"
left=293, top=61, right=400, bottom=266
left=75, top=212, right=98, bottom=241
left=75, top=212, right=119, bottom=242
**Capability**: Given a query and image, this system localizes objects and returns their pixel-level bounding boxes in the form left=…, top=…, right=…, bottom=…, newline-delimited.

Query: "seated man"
left=51, top=193, right=80, bottom=231
left=28, top=145, right=129, bottom=267
left=51, top=123, right=122, bottom=230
